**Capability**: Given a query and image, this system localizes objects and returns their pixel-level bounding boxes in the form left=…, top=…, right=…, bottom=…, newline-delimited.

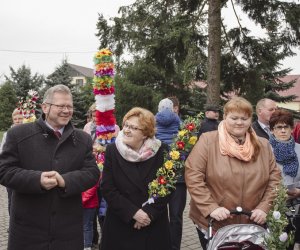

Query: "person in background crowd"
left=0, top=84, right=100, bottom=250
left=83, top=103, right=120, bottom=248
left=252, top=98, right=277, bottom=139
left=197, top=104, right=220, bottom=138
left=168, top=96, right=180, bottom=117
left=155, top=98, right=181, bottom=145
left=185, top=97, right=281, bottom=250
left=269, top=109, right=300, bottom=250
left=83, top=103, right=100, bottom=248
left=292, top=122, right=300, bottom=144
left=0, top=108, right=23, bottom=221
left=0, top=108, right=23, bottom=152
left=155, top=97, right=183, bottom=250
left=100, top=107, right=171, bottom=250
left=82, top=179, right=99, bottom=250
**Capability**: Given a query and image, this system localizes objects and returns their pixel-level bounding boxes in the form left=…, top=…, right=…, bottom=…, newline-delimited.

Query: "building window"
left=76, top=79, right=84, bottom=86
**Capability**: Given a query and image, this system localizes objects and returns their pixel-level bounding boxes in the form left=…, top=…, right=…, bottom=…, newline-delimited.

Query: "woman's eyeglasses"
left=123, top=123, right=142, bottom=131
left=273, top=125, right=291, bottom=131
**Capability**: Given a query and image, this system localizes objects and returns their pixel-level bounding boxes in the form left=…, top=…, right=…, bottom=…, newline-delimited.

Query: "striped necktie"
left=264, top=126, right=270, bottom=136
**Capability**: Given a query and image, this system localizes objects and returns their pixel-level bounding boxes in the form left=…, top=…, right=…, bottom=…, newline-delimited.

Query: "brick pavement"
left=0, top=185, right=201, bottom=250
left=0, top=186, right=9, bottom=250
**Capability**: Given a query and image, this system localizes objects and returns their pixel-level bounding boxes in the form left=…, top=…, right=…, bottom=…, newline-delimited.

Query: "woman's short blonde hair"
left=122, top=107, right=156, bottom=138
left=12, top=108, right=22, bottom=118
left=223, top=97, right=253, bottom=118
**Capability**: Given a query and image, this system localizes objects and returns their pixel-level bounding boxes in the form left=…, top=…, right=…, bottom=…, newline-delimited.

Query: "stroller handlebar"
left=229, top=210, right=252, bottom=217
left=208, top=207, right=252, bottom=239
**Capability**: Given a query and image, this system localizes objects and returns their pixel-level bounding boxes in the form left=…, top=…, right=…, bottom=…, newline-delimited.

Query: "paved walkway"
left=0, top=185, right=201, bottom=250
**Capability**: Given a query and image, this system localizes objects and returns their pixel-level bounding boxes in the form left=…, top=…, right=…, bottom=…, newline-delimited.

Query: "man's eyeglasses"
left=123, top=123, right=142, bottom=131
left=273, top=125, right=291, bottom=131
left=46, top=103, right=74, bottom=111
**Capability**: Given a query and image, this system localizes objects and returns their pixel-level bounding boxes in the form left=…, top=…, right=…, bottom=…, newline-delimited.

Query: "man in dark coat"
left=0, top=84, right=100, bottom=250
left=252, top=98, right=277, bottom=139
left=197, top=104, right=220, bottom=138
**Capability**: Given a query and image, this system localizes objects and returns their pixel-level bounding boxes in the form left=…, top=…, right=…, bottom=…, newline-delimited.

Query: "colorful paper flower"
left=169, top=150, right=180, bottom=160
left=176, top=141, right=185, bottom=150
left=164, top=160, right=174, bottom=170
left=279, top=232, right=288, bottom=242
left=273, top=211, right=281, bottom=220
left=186, top=123, right=195, bottom=131
left=158, top=176, right=167, bottom=185
left=18, top=89, right=39, bottom=123
left=189, top=136, right=197, bottom=145
left=146, top=115, right=202, bottom=204
left=93, top=49, right=117, bottom=146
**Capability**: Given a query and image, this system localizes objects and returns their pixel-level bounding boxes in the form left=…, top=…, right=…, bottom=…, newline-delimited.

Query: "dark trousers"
left=7, top=188, right=12, bottom=215
left=93, top=214, right=99, bottom=245
left=196, top=227, right=208, bottom=250
left=169, top=183, right=187, bottom=250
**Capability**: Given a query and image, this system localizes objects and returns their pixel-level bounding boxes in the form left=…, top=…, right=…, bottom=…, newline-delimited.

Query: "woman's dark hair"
left=269, top=109, right=294, bottom=130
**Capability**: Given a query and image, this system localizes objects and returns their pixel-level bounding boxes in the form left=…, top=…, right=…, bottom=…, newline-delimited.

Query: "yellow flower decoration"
left=150, top=180, right=159, bottom=189
left=164, top=160, right=174, bottom=170
left=170, top=150, right=180, bottom=160
left=23, top=115, right=36, bottom=123
left=189, top=136, right=198, bottom=145
left=95, top=48, right=113, bottom=58
left=158, top=187, right=167, bottom=196
left=178, top=129, right=188, bottom=137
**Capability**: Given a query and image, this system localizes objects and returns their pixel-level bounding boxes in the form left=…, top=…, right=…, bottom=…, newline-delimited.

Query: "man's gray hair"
left=43, top=84, right=72, bottom=103
left=256, top=98, right=272, bottom=113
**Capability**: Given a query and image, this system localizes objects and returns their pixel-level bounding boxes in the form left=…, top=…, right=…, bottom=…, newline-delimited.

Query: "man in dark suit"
left=252, top=98, right=277, bottom=139
left=0, top=84, right=100, bottom=250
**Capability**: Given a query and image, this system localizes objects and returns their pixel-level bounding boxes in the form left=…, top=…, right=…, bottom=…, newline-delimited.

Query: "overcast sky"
left=0, top=0, right=299, bottom=83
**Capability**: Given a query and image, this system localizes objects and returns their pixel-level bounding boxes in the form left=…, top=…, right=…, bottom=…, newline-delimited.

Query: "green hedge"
left=0, top=131, right=4, bottom=142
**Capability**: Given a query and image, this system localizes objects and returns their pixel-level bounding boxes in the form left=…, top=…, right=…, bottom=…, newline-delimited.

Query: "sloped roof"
left=277, top=75, right=300, bottom=101
left=192, top=75, right=300, bottom=101
left=68, top=63, right=94, bottom=78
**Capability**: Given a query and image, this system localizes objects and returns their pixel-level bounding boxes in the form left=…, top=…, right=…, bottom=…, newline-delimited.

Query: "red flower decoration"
left=186, top=123, right=195, bottom=131
left=158, top=176, right=167, bottom=185
left=96, top=110, right=116, bottom=126
left=176, top=141, right=185, bottom=150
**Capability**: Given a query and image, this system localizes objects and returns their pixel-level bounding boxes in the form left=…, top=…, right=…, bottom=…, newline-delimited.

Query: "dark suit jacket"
left=0, top=116, right=100, bottom=250
left=101, top=143, right=171, bottom=250
left=252, top=120, right=269, bottom=139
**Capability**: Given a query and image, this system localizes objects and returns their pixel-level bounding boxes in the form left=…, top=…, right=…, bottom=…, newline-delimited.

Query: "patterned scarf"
left=269, top=135, right=299, bottom=177
left=218, top=121, right=255, bottom=162
left=115, top=130, right=161, bottom=162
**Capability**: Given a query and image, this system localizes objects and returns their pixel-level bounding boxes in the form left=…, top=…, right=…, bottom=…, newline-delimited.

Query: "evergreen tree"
left=114, top=75, right=162, bottom=124
left=95, top=0, right=300, bottom=108
left=43, top=59, right=73, bottom=94
left=72, top=79, right=94, bottom=128
left=220, top=0, right=299, bottom=103
left=0, top=82, right=18, bottom=130
left=5, top=65, right=44, bottom=100
left=96, top=1, right=207, bottom=112
left=42, top=60, right=91, bottom=128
